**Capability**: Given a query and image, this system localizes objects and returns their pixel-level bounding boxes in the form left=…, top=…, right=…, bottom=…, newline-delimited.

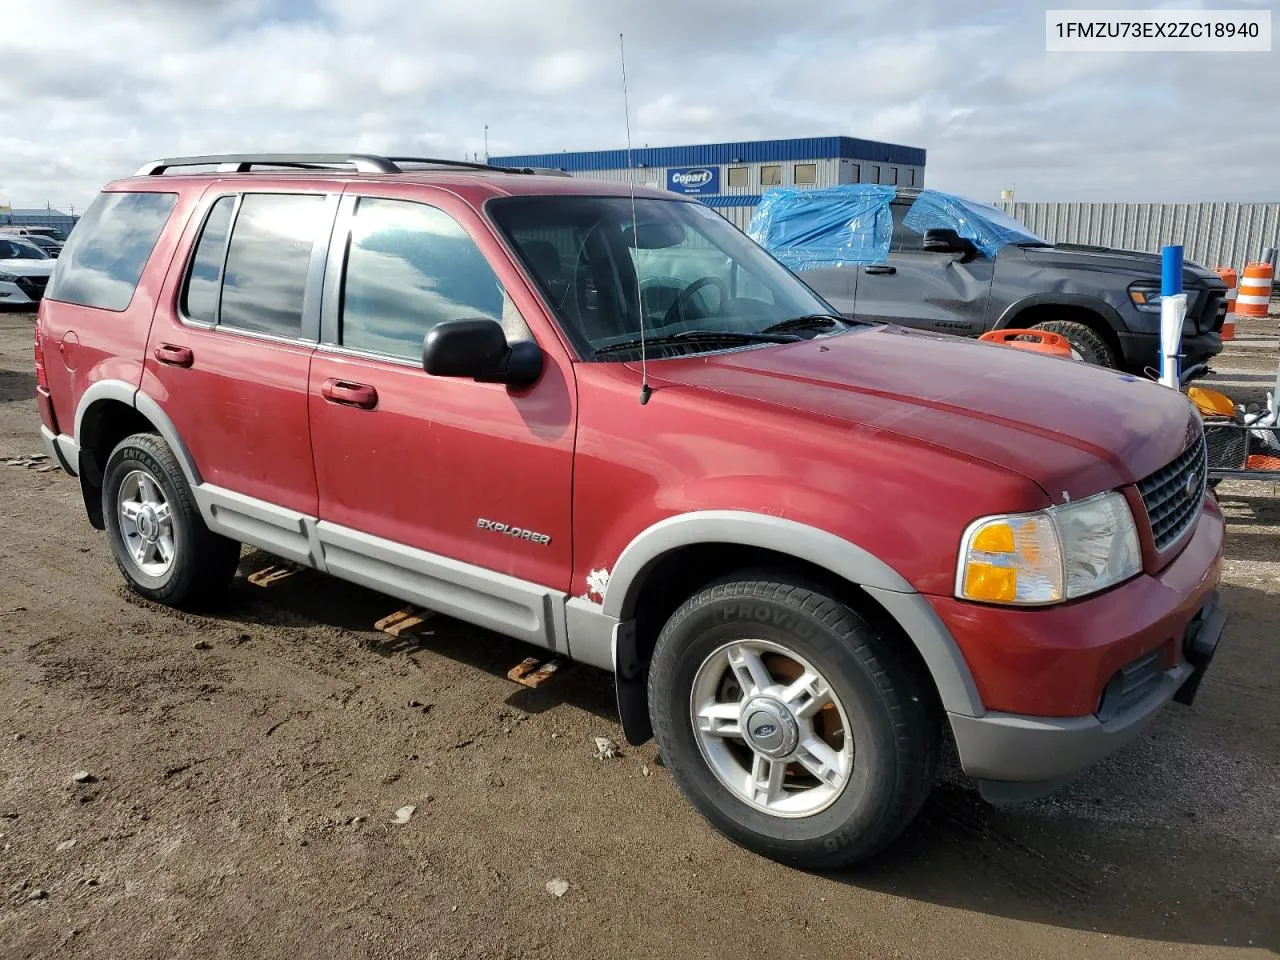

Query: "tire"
left=648, top=575, right=939, bottom=870
left=102, top=432, right=240, bottom=608
left=1029, top=319, right=1115, bottom=368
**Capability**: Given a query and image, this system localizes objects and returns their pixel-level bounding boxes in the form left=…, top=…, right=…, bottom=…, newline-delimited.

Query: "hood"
left=1021, top=243, right=1223, bottom=287
left=648, top=325, right=1200, bottom=502
left=0, top=259, right=54, bottom=277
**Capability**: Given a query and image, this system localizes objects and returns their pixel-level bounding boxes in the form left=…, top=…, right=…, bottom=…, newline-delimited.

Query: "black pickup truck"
left=754, top=186, right=1227, bottom=375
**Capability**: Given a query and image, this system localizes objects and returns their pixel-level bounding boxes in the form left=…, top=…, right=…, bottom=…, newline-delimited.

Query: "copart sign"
left=667, top=166, right=720, bottom=196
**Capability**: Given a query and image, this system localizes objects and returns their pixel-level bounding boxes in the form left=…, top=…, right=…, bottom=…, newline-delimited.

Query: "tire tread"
left=1029, top=319, right=1115, bottom=368
left=649, top=575, right=938, bottom=869
left=103, top=432, right=240, bottom=609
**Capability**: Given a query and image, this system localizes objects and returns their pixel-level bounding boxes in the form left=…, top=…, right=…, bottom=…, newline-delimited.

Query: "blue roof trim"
left=697, top=195, right=764, bottom=208
left=492, top=136, right=926, bottom=172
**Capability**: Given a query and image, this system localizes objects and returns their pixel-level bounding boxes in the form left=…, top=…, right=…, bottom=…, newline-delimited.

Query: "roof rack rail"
left=135, top=154, right=402, bottom=176
left=386, top=156, right=535, bottom=174
left=134, top=153, right=570, bottom=177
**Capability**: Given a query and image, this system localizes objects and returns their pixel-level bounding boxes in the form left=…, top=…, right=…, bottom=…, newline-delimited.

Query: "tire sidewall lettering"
left=718, top=602, right=816, bottom=641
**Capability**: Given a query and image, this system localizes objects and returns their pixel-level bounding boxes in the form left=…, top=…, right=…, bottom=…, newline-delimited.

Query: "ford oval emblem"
left=672, top=168, right=714, bottom=188
left=752, top=723, right=778, bottom=738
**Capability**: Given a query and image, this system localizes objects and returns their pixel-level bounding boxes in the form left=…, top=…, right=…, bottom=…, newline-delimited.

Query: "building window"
left=871, top=165, right=881, bottom=184
left=907, top=169, right=916, bottom=187
left=887, top=167, right=899, bottom=185
left=760, top=164, right=782, bottom=186
left=850, top=163, right=860, bottom=182
left=727, top=166, right=749, bottom=188
left=794, top=163, right=817, bottom=186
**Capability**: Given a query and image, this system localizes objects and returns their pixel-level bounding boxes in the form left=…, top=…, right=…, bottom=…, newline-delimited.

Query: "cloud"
left=0, top=0, right=1277, bottom=210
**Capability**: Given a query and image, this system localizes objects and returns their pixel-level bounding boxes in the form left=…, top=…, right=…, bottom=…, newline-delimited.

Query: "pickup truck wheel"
left=1029, top=319, right=1115, bottom=367
left=102, top=432, right=240, bottom=608
left=648, top=576, right=938, bottom=869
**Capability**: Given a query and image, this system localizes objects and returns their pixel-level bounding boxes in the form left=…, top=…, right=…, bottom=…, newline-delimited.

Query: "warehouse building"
left=490, top=135, right=927, bottom=229
left=0, top=206, right=79, bottom=239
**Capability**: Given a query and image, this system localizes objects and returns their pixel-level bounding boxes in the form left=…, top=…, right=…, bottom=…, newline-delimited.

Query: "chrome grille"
left=1137, top=425, right=1207, bottom=552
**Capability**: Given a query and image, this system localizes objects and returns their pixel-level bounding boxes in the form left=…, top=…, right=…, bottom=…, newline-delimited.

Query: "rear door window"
left=181, top=196, right=236, bottom=324
left=45, top=191, right=177, bottom=311
left=218, top=194, right=328, bottom=338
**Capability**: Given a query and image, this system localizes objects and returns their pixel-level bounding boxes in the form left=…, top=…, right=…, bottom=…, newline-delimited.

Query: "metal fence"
left=993, top=202, right=1280, bottom=275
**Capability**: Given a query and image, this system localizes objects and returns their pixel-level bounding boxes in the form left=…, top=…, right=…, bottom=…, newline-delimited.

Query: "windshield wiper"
left=760, top=313, right=856, bottom=334
left=593, top=329, right=801, bottom=357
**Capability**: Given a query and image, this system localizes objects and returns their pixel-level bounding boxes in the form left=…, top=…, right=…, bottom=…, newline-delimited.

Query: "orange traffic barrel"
left=1215, top=266, right=1237, bottom=340
left=1236, top=261, right=1274, bottom=318
left=979, top=329, right=1074, bottom=358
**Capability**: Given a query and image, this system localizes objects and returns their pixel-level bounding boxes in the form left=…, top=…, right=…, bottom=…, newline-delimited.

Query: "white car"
left=0, top=236, right=54, bottom=307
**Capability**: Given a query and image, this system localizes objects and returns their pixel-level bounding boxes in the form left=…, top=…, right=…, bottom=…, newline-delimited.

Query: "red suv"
left=35, top=154, right=1225, bottom=868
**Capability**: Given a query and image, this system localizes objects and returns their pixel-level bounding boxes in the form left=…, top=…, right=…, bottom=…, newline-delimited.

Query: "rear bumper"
left=41, top=427, right=79, bottom=476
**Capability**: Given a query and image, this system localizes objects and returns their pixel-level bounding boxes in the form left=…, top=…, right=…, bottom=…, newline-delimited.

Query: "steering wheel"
left=662, top=276, right=729, bottom=327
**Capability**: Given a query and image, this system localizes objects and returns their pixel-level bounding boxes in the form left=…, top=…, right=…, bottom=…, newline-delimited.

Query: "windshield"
left=0, top=238, right=49, bottom=260
left=488, top=196, right=839, bottom=359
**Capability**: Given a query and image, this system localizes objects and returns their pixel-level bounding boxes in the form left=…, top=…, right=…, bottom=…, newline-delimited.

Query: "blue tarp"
left=901, top=192, right=1043, bottom=259
left=746, top=185, right=895, bottom=271
left=747, top=184, right=1047, bottom=269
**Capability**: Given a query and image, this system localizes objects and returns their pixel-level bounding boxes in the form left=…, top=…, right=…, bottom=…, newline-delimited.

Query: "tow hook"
left=1173, top=593, right=1225, bottom=706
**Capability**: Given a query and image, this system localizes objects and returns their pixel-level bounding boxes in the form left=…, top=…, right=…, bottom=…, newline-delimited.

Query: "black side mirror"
left=922, top=228, right=977, bottom=259
left=422, top=318, right=543, bottom=388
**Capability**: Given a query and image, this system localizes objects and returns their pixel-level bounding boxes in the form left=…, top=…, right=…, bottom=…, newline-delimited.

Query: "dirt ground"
left=1, top=309, right=1277, bottom=960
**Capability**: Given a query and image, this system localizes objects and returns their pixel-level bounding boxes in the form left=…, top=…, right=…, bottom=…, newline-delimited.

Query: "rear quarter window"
left=46, top=191, right=177, bottom=311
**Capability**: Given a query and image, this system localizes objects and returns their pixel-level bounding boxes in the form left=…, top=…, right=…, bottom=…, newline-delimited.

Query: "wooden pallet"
left=246, top=563, right=301, bottom=587
left=507, top=656, right=562, bottom=688
left=374, top=605, right=434, bottom=638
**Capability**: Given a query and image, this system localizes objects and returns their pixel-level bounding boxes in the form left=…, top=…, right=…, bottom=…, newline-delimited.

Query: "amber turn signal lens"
left=963, top=562, right=1017, bottom=603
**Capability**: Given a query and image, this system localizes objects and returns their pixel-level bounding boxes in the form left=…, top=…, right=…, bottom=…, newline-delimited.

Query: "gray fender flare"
left=73, top=379, right=203, bottom=486
left=602, top=510, right=984, bottom=719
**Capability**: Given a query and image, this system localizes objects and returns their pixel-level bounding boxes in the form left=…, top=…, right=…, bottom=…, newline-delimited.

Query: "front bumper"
left=0, top=280, right=38, bottom=306
left=1117, top=329, right=1222, bottom=373
left=941, top=503, right=1224, bottom=801
left=952, top=596, right=1222, bottom=802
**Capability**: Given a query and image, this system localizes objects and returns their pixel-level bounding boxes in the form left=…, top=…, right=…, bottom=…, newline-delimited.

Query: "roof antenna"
left=620, top=32, right=651, bottom=405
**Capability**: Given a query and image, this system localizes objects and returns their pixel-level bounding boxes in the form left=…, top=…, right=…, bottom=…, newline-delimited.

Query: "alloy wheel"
left=689, top=639, right=854, bottom=818
left=116, top=468, right=176, bottom=578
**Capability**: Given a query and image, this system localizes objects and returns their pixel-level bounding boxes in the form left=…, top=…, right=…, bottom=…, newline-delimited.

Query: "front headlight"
left=1129, top=284, right=1199, bottom=315
left=957, top=491, right=1141, bottom=606
left=0, top=272, right=18, bottom=283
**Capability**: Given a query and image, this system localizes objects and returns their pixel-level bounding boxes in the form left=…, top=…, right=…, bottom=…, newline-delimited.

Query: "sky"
left=1, top=0, right=1277, bottom=212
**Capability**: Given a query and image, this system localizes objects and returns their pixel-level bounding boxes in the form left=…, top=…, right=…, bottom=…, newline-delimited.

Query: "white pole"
left=1159, top=293, right=1187, bottom=388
